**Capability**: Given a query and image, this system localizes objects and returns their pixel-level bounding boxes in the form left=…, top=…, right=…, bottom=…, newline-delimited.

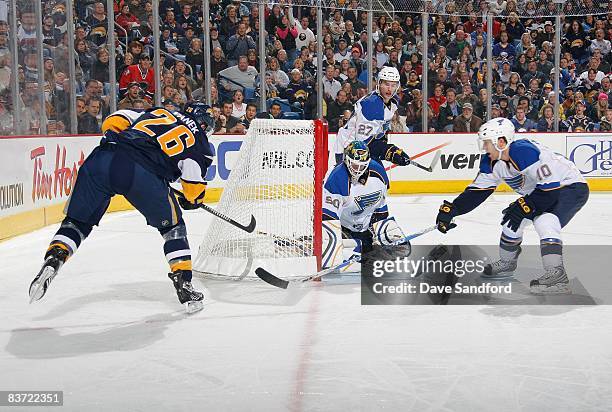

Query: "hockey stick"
left=408, top=150, right=441, bottom=173
left=255, top=224, right=439, bottom=289
left=170, top=187, right=256, bottom=233
left=385, top=141, right=450, bottom=172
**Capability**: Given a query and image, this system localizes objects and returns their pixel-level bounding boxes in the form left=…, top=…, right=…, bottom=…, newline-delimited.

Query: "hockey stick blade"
left=255, top=256, right=360, bottom=289
left=409, top=150, right=441, bottom=173
left=170, top=187, right=256, bottom=233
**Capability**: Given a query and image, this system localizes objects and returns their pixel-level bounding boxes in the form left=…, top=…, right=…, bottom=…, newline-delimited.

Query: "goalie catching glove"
left=176, top=179, right=206, bottom=210
left=384, top=144, right=411, bottom=166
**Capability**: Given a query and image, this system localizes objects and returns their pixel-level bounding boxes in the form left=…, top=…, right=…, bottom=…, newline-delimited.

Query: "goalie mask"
left=477, top=117, right=515, bottom=156
left=344, top=140, right=370, bottom=179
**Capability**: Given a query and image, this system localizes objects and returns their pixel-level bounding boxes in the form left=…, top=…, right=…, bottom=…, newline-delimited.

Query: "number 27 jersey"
left=101, top=108, right=214, bottom=183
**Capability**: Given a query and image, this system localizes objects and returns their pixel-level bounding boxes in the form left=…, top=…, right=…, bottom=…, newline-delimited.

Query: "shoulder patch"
left=324, top=163, right=350, bottom=196
left=508, top=139, right=540, bottom=171
left=478, top=153, right=494, bottom=174
left=359, top=93, right=385, bottom=121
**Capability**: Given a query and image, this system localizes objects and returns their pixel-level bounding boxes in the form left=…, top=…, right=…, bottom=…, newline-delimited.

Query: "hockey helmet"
left=183, top=102, right=215, bottom=134
left=344, top=140, right=371, bottom=179
left=376, top=67, right=401, bottom=95
left=477, top=117, right=515, bottom=155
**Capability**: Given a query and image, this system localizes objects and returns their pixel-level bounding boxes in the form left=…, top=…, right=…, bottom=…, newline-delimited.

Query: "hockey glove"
left=176, top=180, right=207, bottom=210
left=384, top=145, right=411, bottom=166
left=436, top=200, right=458, bottom=233
left=501, top=196, right=536, bottom=232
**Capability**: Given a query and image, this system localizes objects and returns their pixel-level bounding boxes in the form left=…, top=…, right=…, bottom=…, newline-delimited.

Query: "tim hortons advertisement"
left=0, top=136, right=99, bottom=218
left=566, top=135, right=612, bottom=177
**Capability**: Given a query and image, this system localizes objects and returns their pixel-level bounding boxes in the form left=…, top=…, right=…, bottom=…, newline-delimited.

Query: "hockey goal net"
left=193, top=119, right=328, bottom=280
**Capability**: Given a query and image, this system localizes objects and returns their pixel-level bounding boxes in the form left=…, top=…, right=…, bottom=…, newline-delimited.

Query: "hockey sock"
left=48, top=218, right=93, bottom=258
left=499, top=233, right=522, bottom=260
left=540, top=238, right=563, bottom=268
left=160, top=220, right=193, bottom=281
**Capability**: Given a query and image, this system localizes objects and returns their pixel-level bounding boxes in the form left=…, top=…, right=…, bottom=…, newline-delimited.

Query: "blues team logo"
left=353, top=191, right=383, bottom=215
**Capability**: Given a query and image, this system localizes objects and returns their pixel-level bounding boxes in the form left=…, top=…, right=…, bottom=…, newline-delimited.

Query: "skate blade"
left=481, top=272, right=515, bottom=280
left=29, top=266, right=56, bottom=304
left=184, top=300, right=204, bottom=314
left=530, top=284, right=572, bottom=295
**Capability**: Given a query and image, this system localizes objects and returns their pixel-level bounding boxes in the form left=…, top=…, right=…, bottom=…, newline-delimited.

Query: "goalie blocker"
left=322, top=141, right=408, bottom=272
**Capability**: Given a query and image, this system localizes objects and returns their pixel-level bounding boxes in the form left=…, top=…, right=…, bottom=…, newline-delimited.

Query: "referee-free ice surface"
left=1, top=194, right=612, bottom=411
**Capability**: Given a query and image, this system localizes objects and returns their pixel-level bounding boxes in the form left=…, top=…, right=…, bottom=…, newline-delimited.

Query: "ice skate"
left=530, top=266, right=571, bottom=295
left=168, top=270, right=204, bottom=313
left=482, top=247, right=521, bottom=279
left=29, top=246, right=69, bottom=303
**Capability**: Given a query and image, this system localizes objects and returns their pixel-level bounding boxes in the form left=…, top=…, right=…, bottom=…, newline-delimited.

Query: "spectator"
left=284, top=69, right=314, bottom=113
left=276, top=15, right=298, bottom=60
left=326, top=89, right=353, bottom=132
left=90, top=47, right=110, bottom=84
left=217, top=56, right=258, bottom=93
left=563, top=20, right=590, bottom=65
left=490, top=103, right=503, bottom=120
left=119, top=52, right=154, bottom=100
left=590, top=28, right=611, bottom=57
left=322, top=64, right=342, bottom=102
left=231, top=90, right=247, bottom=118
left=537, top=104, right=557, bottom=132
left=116, top=4, right=140, bottom=34
left=226, top=23, right=256, bottom=67
left=446, top=29, right=468, bottom=59
left=437, top=88, right=460, bottom=132
left=78, top=97, right=102, bottom=134
left=221, top=100, right=244, bottom=133
left=589, top=93, right=611, bottom=121
left=118, top=82, right=151, bottom=109
left=174, top=75, right=192, bottom=106
left=522, top=59, right=547, bottom=87
left=493, top=31, right=517, bottom=61
left=565, top=100, right=594, bottom=131
left=428, top=85, right=446, bottom=118
left=75, top=39, right=95, bottom=79
left=240, top=103, right=258, bottom=130
left=405, top=90, right=433, bottom=132
left=266, top=57, right=290, bottom=90
left=452, top=103, right=483, bottom=132
left=269, top=102, right=283, bottom=119
left=599, top=108, right=612, bottom=131
left=293, top=15, right=316, bottom=51
left=511, top=107, right=537, bottom=132
left=328, top=10, right=346, bottom=41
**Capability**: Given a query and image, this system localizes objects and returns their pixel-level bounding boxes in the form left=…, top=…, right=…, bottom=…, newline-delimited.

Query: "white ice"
left=1, top=194, right=612, bottom=412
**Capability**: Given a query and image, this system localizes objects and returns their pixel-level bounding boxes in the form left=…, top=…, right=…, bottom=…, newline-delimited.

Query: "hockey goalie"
left=321, top=140, right=409, bottom=272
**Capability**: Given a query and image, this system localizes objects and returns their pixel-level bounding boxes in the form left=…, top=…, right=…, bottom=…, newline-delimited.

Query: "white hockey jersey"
left=334, top=91, right=399, bottom=155
left=322, top=160, right=389, bottom=232
left=470, top=139, right=585, bottom=195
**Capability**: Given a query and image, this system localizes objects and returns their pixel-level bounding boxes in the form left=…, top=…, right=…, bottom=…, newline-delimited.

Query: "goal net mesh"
left=194, top=119, right=323, bottom=280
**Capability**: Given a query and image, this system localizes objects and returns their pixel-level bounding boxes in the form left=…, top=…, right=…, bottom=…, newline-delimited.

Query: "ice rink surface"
left=2, top=194, right=612, bottom=412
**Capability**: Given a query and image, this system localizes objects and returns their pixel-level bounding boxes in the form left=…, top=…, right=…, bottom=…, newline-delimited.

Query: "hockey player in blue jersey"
left=435, top=118, right=589, bottom=294
left=334, top=67, right=411, bottom=167
left=29, top=103, right=216, bottom=312
left=321, top=141, right=408, bottom=270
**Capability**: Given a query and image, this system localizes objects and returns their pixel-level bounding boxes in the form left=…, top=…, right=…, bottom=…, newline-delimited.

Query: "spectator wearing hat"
left=511, top=106, right=538, bottom=132
left=159, top=25, right=180, bottom=56
left=177, top=25, right=197, bottom=56
left=470, top=23, right=487, bottom=47
left=490, top=103, right=503, bottom=120
left=119, top=51, right=155, bottom=100
left=334, top=39, right=351, bottom=63
left=589, top=92, right=611, bottom=120
left=42, top=14, right=62, bottom=47
left=349, top=46, right=364, bottom=74
left=453, top=103, right=483, bottom=132
left=284, top=68, right=314, bottom=110
left=564, top=100, right=594, bottom=131
left=118, top=82, right=151, bottom=110
left=437, top=88, right=460, bottom=132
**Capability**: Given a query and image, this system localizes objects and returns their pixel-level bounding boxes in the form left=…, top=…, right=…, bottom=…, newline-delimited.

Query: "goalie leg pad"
left=372, top=217, right=407, bottom=246
left=322, top=220, right=362, bottom=273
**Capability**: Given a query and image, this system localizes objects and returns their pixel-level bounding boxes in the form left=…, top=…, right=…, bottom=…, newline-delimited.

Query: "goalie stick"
left=408, top=149, right=441, bottom=173
left=170, top=187, right=256, bottom=233
left=255, top=224, right=439, bottom=289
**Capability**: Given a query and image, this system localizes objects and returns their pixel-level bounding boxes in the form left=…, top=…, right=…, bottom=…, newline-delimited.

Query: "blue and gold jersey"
left=100, top=108, right=214, bottom=198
